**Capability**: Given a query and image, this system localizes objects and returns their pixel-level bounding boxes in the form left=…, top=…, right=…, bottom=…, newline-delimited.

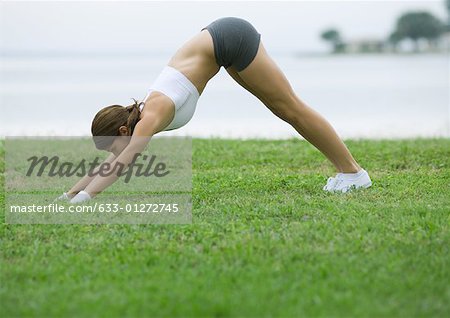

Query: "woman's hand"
left=55, top=153, right=116, bottom=204
left=53, top=192, right=72, bottom=202
left=69, top=190, right=91, bottom=204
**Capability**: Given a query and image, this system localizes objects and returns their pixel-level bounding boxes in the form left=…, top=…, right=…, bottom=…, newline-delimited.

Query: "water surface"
left=1, top=53, right=448, bottom=138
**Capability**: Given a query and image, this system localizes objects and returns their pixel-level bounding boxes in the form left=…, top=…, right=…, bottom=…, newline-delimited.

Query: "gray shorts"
left=202, top=17, right=261, bottom=72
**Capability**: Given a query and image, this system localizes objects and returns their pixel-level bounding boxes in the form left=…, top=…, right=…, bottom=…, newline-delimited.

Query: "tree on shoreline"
left=392, top=11, right=445, bottom=52
left=446, top=0, right=450, bottom=30
left=388, top=31, right=403, bottom=52
left=321, top=29, right=345, bottom=53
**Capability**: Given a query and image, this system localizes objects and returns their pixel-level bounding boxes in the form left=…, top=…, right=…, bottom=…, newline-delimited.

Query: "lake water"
left=1, top=53, right=448, bottom=139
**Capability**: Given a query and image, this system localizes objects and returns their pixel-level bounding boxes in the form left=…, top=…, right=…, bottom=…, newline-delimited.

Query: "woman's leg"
left=228, top=42, right=361, bottom=173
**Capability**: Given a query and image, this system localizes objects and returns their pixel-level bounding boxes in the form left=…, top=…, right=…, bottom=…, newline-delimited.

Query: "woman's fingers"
left=69, top=191, right=91, bottom=204
left=53, top=192, right=70, bottom=202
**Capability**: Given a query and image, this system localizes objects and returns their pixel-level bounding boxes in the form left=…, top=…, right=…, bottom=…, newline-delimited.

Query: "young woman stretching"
left=60, top=17, right=372, bottom=203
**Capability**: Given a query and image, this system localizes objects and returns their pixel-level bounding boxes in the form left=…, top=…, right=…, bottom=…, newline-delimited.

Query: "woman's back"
left=167, top=29, right=220, bottom=95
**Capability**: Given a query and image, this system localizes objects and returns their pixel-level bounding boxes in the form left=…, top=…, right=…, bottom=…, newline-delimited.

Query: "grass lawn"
left=1, top=138, right=449, bottom=317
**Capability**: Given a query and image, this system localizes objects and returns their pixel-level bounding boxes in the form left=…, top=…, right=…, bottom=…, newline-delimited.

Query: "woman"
left=60, top=17, right=372, bottom=203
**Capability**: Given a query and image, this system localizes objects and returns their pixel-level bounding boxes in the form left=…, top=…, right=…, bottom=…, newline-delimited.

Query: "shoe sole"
left=333, top=179, right=373, bottom=193
left=343, top=180, right=372, bottom=193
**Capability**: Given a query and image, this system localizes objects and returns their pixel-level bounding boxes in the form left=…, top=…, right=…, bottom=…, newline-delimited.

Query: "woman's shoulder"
left=138, top=92, right=176, bottom=134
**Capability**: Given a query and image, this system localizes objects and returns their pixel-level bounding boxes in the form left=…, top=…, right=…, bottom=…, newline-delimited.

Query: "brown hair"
left=91, top=98, right=143, bottom=150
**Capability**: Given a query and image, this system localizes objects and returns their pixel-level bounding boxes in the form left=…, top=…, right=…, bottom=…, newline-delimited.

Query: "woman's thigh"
left=237, top=42, right=300, bottom=112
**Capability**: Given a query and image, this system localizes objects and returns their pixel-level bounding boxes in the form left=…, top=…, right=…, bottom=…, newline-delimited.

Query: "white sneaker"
left=323, top=175, right=341, bottom=191
left=323, top=169, right=372, bottom=193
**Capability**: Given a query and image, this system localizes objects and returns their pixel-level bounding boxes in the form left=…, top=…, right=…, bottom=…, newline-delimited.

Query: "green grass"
left=1, top=138, right=449, bottom=317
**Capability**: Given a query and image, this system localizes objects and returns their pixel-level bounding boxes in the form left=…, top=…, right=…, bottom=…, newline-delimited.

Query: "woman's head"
left=91, top=98, right=143, bottom=152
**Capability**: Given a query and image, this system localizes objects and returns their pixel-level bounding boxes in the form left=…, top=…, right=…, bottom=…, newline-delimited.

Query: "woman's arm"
left=82, top=133, right=151, bottom=198
left=64, top=152, right=116, bottom=198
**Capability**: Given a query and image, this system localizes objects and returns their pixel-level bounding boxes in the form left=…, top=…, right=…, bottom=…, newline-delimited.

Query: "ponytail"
left=125, top=98, right=144, bottom=135
left=91, top=98, right=144, bottom=149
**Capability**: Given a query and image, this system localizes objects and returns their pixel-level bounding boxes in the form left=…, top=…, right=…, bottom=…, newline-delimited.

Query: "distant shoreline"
left=293, top=51, right=449, bottom=58
left=1, top=49, right=448, bottom=59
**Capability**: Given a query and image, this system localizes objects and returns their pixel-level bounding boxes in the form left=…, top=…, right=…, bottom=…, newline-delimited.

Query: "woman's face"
left=108, top=137, right=130, bottom=156
left=107, top=126, right=131, bottom=156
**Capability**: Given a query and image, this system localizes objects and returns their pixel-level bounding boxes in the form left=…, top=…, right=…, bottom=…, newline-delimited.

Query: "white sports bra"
left=141, top=66, right=200, bottom=131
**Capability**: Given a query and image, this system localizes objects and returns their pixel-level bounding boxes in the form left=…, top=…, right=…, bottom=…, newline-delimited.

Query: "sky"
left=0, top=0, right=448, bottom=54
